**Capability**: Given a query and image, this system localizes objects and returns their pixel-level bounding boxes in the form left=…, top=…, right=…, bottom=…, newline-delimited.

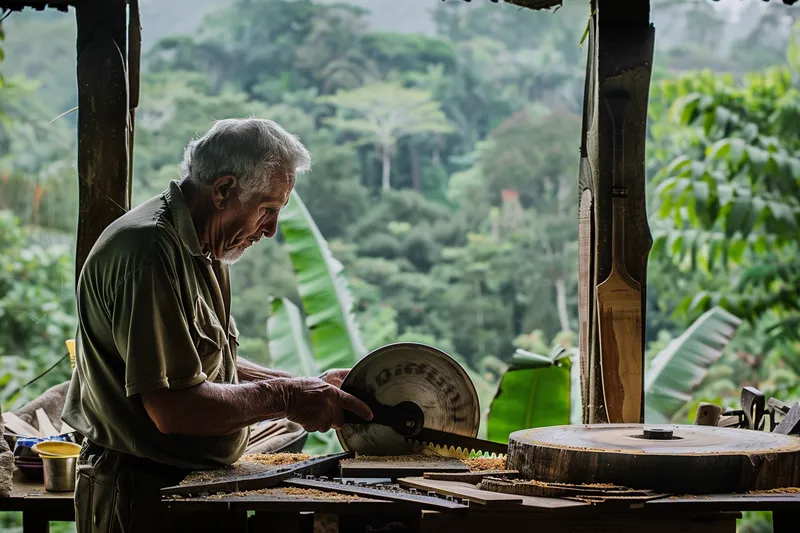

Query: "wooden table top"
left=0, top=469, right=74, bottom=513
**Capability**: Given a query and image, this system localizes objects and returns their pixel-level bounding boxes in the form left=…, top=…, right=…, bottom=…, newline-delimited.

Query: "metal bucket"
left=42, top=455, right=77, bottom=492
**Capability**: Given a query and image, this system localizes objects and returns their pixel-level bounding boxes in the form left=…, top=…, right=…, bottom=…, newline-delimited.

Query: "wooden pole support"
left=75, top=0, right=130, bottom=286
left=579, top=0, right=654, bottom=423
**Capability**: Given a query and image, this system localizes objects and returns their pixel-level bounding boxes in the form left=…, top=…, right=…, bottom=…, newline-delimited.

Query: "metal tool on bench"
left=337, top=342, right=507, bottom=456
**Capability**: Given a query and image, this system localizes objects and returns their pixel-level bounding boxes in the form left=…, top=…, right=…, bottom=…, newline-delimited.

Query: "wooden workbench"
left=3, top=469, right=800, bottom=533
left=0, top=470, right=74, bottom=533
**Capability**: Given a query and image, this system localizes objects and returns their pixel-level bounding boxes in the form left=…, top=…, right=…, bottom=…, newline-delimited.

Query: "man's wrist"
left=258, top=378, right=295, bottom=418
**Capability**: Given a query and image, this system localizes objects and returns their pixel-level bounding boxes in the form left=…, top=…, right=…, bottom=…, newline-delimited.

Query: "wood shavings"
left=206, top=487, right=359, bottom=501
left=747, top=487, right=800, bottom=494
left=179, top=453, right=312, bottom=485
left=462, top=457, right=507, bottom=471
left=239, top=453, right=311, bottom=466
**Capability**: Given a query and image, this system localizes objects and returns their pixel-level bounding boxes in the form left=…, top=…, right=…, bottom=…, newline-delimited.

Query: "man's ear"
left=211, top=175, right=238, bottom=209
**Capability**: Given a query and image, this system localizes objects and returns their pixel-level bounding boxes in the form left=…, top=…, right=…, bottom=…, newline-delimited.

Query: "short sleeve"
left=111, top=239, right=207, bottom=397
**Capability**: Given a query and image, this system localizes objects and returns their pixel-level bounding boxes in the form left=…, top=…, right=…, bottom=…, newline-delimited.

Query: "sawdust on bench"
left=239, top=453, right=311, bottom=466
left=748, top=487, right=800, bottom=494
left=207, top=487, right=359, bottom=501
left=462, top=457, right=507, bottom=471
left=179, top=453, right=312, bottom=485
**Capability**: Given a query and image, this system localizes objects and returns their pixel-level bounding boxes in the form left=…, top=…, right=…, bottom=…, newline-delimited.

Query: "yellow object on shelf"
left=66, top=339, right=76, bottom=369
left=32, top=440, right=81, bottom=458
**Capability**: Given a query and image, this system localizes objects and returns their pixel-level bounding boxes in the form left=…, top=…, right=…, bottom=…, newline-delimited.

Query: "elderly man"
left=62, top=118, right=373, bottom=533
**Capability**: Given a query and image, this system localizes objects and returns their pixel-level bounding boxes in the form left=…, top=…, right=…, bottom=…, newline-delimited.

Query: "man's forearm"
left=237, top=357, right=295, bottom=381
left=141, top=379, right=292, bottom=436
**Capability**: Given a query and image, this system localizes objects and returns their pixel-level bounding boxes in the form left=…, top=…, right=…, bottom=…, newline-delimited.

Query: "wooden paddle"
left=596, top=91, right=643, bottom=424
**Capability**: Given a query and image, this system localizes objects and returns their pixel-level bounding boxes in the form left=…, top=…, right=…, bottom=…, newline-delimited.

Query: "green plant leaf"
left=487, top=349, right=570, bottom=443
left=279, top=190, right=366, bottom=370
left=645, top=307, right=742, bottom=422
left=266, top=297, right=318, bottom=376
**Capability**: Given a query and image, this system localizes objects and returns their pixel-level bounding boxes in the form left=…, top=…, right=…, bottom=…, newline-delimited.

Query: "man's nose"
left=263, top=219, right=278, bottom=239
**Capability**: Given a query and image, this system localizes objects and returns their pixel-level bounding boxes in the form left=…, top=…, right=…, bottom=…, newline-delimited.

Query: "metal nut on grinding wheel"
left=336, top=342, right=481, bottom=455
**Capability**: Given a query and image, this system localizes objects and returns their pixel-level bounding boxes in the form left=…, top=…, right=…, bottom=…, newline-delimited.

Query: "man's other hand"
left=283, top=377, right=373, bottom=433
left=318, top=368, right=350, bottom=388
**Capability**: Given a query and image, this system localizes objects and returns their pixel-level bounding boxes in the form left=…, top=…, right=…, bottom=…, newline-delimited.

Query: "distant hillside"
left=0, top=0, right=792, bottom=117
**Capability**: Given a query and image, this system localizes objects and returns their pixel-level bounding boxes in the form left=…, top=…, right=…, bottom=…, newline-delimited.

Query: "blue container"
left=14, top=435, right=72, bottom=459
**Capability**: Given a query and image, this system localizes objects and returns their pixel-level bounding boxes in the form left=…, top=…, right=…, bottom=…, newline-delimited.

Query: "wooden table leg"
left=21, top=512, right=49, bottom=533
left=249, top=512, right=314, bottom=533
left=773, top=511, right=800, bottom=533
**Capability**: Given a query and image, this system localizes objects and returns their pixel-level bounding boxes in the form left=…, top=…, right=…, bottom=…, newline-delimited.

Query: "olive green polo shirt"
left=62, top=180, right=248, bottom=469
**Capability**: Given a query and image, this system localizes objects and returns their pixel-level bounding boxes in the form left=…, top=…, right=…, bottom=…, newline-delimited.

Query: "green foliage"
left=0, top=212, right=75, bottom=410
left=644, top=307, right=743, bottom=423
left=651, top=67, right=800, bottom=348
left=487, top=346, right=576, bottom=444
left=278, top=191, right=366, bottom=370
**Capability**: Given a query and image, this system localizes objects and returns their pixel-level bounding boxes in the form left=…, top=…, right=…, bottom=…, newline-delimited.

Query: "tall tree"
left=318, top=82, right=452, bottom=190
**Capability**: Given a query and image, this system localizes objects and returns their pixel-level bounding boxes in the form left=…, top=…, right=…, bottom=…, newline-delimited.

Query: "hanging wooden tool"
left=596, top=91, right=643, bottom=424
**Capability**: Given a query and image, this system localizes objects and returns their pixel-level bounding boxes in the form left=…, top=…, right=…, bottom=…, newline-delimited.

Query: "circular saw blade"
left=337, top=342, right=480, bottom=455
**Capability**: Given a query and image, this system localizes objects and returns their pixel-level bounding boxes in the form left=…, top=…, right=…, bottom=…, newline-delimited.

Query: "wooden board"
left=596, top=91, right=643, bottom=425
left=479, top=476, right=656, bottom=499
left=2, top=412, right=40, bottom=437
left=340, top=455, right=468, bottom=479
left=578, top=188, right=593, bottom=423
left=398, top=477, right=523, bottom=508
left=508, top=424, right=800, bottom=495
left=35, top=409, right=59, bottom=438
left=423, top=470, right=518, bottom=484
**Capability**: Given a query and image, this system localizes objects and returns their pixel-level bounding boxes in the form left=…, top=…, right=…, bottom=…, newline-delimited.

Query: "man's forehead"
left=262, top=173, right=294, bottom=205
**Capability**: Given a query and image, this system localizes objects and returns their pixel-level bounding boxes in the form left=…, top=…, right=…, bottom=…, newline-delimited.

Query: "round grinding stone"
left=508, top=424, right=800, bottom=494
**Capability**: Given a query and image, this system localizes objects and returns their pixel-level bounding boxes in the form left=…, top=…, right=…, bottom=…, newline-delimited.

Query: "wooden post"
left=75, top=0, right=130, bottom=286
left=579, top=0, right=654, bottom=423
left=128, top=0, right=141, bottom=203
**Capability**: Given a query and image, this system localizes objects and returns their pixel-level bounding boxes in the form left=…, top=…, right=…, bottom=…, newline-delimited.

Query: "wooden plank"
left=423, top=470, right=518, bottom=484
left=774, top=403, right=800, bottom=435
left=340, top=456, right=468, bottom=479
left=3, top=412, right=41, bottom=437
left=647, top=493, right=800, bottom=513
left=398, top=477, right=522, bottom=508
left=74, top=0, right=130, bottom=284
left=578, top=189, right=593, bottom=422
left=35, top=409, right=59, bottom=438
left=596, top=91, right=643, bottom=424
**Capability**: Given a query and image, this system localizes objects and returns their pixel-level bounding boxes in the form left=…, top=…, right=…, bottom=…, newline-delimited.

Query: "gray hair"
left=180, top=118, right=311, bottom=202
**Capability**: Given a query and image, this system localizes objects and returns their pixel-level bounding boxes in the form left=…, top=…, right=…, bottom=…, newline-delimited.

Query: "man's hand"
left=318, top=368, right=350, bottom=388
left=282, top=377, right=373, bottom=433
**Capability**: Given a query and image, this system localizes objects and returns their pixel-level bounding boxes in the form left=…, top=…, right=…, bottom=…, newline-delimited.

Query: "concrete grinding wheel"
left=336, top=343, right=480, bottom=455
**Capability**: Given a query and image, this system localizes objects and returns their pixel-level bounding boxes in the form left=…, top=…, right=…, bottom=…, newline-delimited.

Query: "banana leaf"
left=266, top=297, right=318, bottom=377
left=486, top=348, right=571, bottom=443
left=645, top=306, right=742, bottom=423
left=279, top=190, right=366, bottom=370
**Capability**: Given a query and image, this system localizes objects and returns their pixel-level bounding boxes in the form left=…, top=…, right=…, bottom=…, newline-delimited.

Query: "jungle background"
left=1, top=0, right=800, bottom=531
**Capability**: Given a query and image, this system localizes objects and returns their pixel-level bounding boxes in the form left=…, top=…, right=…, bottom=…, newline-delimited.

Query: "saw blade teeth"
left=410, top=438, right=505, bottom=459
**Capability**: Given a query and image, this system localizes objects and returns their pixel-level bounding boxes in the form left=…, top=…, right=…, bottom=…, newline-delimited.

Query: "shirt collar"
left=164, top=180, right=211, bottom=262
